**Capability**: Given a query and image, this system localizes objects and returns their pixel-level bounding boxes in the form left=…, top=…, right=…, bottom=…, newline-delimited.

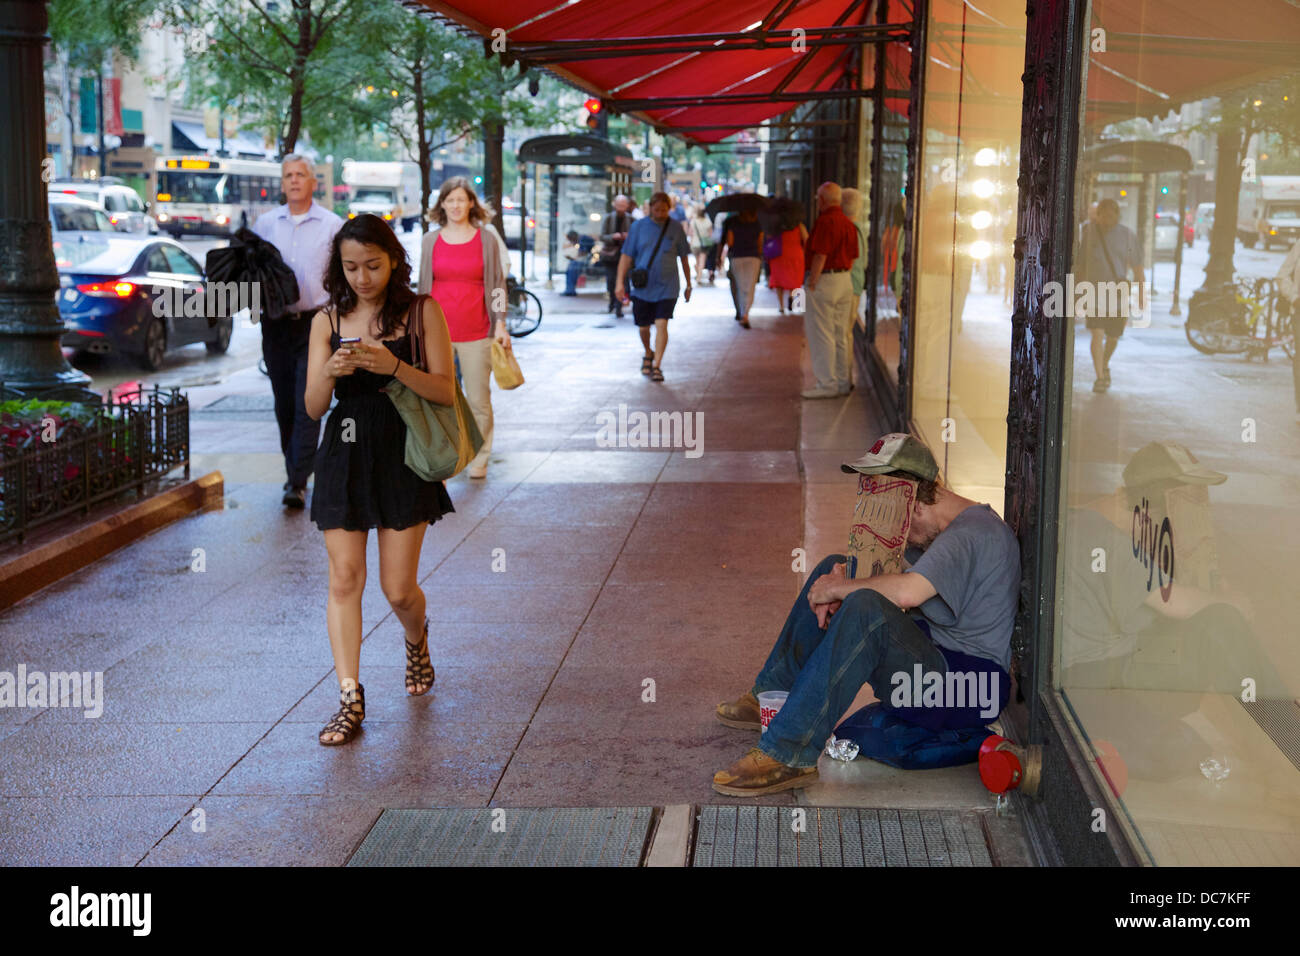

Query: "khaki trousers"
left=452, top=336, right=493, bottom=469
left=805, top=271, right=854, bottom=390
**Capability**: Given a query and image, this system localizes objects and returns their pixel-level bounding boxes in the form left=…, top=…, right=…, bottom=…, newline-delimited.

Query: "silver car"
left=49, top=177, right=159, bottom=235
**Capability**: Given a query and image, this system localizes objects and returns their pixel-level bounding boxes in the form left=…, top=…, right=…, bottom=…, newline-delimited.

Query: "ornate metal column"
left=0, top=0, right=95, bottom=398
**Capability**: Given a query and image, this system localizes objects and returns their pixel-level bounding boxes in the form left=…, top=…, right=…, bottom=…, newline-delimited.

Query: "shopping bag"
left=491, top=339, right=524, bottom=389
left=383, top=295, right=484, bottom=481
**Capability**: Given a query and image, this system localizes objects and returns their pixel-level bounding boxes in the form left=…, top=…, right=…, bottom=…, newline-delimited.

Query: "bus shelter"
left=517, top=134, right=636, bottom=288
left=1080, top=140, right=1194, bottom=315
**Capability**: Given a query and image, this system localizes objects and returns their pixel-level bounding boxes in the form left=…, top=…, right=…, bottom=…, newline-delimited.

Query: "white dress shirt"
left=252, top=200, right=344, bottom=314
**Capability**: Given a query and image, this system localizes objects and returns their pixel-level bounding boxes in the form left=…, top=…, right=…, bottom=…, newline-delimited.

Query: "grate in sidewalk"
left=347, top=807, right=654, bottom=867
left=692, top=806, right=993, bottom=867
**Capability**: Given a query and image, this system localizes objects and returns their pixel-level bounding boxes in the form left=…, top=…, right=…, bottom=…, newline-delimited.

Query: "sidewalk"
left=0, top=279, right=1018, bottom=865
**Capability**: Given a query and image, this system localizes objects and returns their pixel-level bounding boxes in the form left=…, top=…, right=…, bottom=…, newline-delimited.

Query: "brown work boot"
left=712, top=747, right=819, bottom=797
left=716, top=690, right=761, bottom=730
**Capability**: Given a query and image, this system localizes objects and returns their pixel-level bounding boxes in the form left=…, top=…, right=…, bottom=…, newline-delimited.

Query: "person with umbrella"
left=763, top=198, right=807, bottom=315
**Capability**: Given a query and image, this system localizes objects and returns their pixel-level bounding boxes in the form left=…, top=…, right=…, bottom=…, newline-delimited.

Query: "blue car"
left=58, top=236, right=234, bottom=370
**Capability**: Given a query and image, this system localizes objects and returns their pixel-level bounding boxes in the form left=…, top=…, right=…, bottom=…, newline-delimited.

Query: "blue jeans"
left=563, top=260, right=584, bottom=294
left=754, top=553, right=947, bottom=768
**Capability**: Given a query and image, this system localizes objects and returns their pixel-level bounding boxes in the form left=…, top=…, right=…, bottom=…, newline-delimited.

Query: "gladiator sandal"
left=318, top=681, right=365, bottom=746
left=405, top=617, right=435, bottom=696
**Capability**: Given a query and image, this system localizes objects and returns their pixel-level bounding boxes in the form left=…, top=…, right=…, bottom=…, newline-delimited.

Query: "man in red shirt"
left=803, top=182, right=859, bottom=398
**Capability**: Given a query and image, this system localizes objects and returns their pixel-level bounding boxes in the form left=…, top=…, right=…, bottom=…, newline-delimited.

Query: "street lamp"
left=0, top=0, right=93, bottom=397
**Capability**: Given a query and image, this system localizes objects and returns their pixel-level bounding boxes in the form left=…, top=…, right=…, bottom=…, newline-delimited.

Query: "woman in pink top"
left=417, top=177, right=510, bottom=479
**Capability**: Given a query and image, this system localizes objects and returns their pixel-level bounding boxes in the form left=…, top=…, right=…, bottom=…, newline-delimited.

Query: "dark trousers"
left=604, top=260, right=621, bottom=311
left=727, top=266, right=742, bottom=319
left=261, top=316, right=320, bottom=488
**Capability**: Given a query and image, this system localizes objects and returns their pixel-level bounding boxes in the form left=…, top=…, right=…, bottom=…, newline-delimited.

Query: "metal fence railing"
left=0, top=385, right=190, bottom=545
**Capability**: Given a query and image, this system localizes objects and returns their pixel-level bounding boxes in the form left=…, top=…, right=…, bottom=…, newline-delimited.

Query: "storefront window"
left=904, top=0, right=1026, bottom=509
left=1056, top=0, right=1300, bottom=865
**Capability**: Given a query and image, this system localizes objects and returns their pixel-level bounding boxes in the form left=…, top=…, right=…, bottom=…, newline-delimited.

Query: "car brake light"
left=76, top=281, right=137, bottom=298
left=109, top=216, right=119, bottom=224
left=61, top=189, right=78, bottom=194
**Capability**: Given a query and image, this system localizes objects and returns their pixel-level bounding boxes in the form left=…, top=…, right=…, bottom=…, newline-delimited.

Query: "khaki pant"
left=805, top=271, right=854, bottom=390
left=452, top=336, right=493, bottom=469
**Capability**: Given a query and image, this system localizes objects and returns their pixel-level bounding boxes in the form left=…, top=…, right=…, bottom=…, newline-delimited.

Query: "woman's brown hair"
left=430, top=176, right=494, bottom=228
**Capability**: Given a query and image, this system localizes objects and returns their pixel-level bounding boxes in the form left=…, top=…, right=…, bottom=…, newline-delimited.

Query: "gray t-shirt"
left=904, top=504, right=1019, bottom=671
left=1077, top=221, right=1141, bottom=283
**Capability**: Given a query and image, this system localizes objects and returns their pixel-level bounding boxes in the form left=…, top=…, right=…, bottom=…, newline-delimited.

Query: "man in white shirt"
left=252, top=154, right=343, bottom=508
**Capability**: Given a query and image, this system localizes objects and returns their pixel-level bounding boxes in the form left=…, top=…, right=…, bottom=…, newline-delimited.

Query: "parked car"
left=57, top=236, right=233, bottom=370
left=49, top=193, right=118, bottom=270
left=1194, top=202, right=1215, bottom=240
left=1153, top=211, right=1180, bottom=259
left=50, top=177, right=159, bottom=235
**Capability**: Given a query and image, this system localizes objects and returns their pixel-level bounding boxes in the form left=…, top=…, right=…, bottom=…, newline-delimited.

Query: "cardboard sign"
left=846, top=474, right=917, bottom=579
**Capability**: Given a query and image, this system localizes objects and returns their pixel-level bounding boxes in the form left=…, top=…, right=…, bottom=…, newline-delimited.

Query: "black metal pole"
left=97, top=69, right=105, bottom=177
left=864, top=0, right=889, bottom=344
left=1172, top=171, right=1187, bottom=315
left=896, top=0, right=928, bottom=430
left=0, top=0, right=94, bottom=398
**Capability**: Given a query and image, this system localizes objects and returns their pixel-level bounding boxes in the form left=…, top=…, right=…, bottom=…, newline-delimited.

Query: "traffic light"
left=584, top=97, right=607, bottom=137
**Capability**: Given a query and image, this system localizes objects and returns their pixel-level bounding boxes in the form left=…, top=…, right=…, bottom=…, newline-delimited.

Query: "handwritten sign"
left=847, top=474, right=916, bottom=579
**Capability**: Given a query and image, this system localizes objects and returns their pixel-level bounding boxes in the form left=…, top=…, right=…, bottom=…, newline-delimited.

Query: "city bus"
left=153, top=156, right=283, bottom=237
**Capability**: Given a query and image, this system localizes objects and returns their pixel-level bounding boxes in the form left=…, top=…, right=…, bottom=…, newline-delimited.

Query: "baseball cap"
left=1121, top=441, right=1226, bottom=488
left=841, top=433, right=939, bottom=481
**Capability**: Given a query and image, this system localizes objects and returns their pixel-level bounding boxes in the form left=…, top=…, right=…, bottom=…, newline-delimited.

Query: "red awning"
left=421, top=0, right=888, bottom=143
left=418, top=0, right=1299, bottom=144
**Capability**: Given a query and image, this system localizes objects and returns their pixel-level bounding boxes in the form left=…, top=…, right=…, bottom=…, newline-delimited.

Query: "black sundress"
left=310, top=311, right=455, bottom=531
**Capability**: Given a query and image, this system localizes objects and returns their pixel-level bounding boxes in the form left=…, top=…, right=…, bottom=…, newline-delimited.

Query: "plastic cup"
left=757, top=691, right=789, bottom=734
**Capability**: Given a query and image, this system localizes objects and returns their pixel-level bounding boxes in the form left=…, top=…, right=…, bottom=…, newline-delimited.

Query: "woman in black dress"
left=304, top=214, right=457, bottom=745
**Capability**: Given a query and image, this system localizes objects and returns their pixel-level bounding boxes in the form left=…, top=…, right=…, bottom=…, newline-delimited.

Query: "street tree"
left=48, top=0, right=155, bottom=172
left=355, top=7, right=568, bottom=237
left=1195, top=76, right=1299, bottom=289
left=165, top=0, right=369, bottom=156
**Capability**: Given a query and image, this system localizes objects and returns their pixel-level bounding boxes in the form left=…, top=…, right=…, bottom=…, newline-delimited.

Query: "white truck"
left=1237, top=174, right=1300, bottom=250
left=341, top=161, right=423, bottom=232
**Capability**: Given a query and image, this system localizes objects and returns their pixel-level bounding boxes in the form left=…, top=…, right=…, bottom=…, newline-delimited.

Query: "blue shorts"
left=632, top=297, right=676, bottom=326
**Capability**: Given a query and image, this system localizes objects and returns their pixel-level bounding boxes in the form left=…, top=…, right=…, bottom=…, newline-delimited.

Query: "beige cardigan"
left=417, top=223, right=509, bottom=328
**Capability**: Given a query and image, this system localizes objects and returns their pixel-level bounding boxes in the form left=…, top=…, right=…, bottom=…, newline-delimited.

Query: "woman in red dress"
left=767, top=222, right=808, bottom=314
left=417, top=177, right=510, bottom=479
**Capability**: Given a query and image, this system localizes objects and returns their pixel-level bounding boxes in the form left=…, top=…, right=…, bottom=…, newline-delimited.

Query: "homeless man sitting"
left=712, top=432, right=1020, bottom=796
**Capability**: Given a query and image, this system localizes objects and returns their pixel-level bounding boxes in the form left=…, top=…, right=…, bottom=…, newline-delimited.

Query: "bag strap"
left=640, top=219, right=671, bottom=272
left=407, top=294, right=426, bottom=372
left=1094, top=224, right=1121, bottom=280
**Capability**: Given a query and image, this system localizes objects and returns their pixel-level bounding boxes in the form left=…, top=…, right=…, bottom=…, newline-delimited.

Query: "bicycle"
left=1185, top=276, right=1295, bottom=361
left=505, top=275, right=542, bottom=338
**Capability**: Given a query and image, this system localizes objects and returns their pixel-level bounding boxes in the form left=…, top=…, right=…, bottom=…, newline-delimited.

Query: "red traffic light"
left=584, top=97, right=603, bottom=114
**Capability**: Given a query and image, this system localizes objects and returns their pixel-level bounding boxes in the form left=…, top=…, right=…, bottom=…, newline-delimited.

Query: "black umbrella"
left=704, top=193, right=771, bottom=218
left=758, top=199, right=805, bottom=237
left=204, top=227, right=300, bottom=323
